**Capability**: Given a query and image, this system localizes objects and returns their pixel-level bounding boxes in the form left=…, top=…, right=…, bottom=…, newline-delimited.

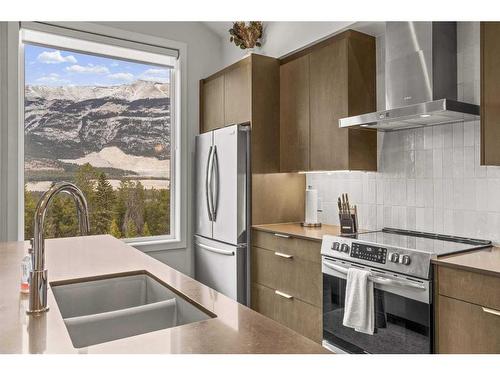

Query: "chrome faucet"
left=27, top=182, right=90, bottom=314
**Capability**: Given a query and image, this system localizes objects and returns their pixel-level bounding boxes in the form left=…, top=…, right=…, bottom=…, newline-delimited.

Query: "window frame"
left=16, top=22, right=188, bottom=250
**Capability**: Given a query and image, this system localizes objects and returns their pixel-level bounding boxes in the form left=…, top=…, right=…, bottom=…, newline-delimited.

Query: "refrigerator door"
left=212, top=124, right=248, bottom=245
left=195, top=131, right=214, bottom=239
left=194, top=235, right=246, bottom=304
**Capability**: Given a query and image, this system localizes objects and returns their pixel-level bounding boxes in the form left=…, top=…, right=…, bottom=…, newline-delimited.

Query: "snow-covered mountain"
left=25, top=80, right=170, bottom=101
left=24, top=80, right=171, bottom=162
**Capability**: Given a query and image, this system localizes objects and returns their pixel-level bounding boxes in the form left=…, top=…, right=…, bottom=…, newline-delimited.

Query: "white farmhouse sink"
left=51, top=272, right=213, bottom=348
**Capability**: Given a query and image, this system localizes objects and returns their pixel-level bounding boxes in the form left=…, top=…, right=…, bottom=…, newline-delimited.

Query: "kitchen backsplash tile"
left=308, top=23, right=500, bottom=242
left=309, top=120, right=500, bottom=244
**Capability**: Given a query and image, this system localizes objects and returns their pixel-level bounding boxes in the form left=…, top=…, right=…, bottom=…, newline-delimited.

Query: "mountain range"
left=24, top=80, right=171, bottom=162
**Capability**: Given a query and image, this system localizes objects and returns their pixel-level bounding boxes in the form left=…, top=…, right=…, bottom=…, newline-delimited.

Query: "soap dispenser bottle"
left=20, top=239, right=33, bottom=294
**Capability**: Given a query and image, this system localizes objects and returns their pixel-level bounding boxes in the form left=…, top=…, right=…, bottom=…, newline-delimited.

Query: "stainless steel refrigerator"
left=194, top=123, right=250, bottom=305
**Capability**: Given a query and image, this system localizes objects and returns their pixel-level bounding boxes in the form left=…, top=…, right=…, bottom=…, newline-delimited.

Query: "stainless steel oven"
left=322, top=257, right=432, bottom=354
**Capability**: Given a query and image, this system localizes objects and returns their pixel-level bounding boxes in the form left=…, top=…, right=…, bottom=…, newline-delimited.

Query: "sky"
left=25, top=44, right=171, bottom=87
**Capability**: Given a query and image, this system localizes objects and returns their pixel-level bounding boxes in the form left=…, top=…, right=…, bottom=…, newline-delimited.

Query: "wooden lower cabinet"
left=437, top=295, right=500, bottom=353
left=251, top=246, right=321, bottom=306
left=435, top=265, right=500, bottom=353
left=251, top=283, right=322, bottom=343
left=250, top=229, right=322, bottom=343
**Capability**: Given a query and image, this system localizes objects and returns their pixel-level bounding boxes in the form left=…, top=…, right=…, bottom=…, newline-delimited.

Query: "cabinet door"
left=280, top=55, right=310, bottom=172
left=201, top=75, right=224, bottom=133
left=481, top=22, right=500, bottom=165
left=438, top=295, right=500, bottom=353
left=310, top=39, right=349, bottom=171
left=224, top=61, right=251, bottom=125
left=251, top=282, right=322, bottom=343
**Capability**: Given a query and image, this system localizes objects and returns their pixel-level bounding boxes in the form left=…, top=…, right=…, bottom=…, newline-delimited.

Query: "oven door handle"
left=322, top=260, right=426, bottom=290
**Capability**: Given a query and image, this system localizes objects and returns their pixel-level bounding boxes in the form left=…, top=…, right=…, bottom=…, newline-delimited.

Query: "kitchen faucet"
left=27, top=182, right=90, bottom=314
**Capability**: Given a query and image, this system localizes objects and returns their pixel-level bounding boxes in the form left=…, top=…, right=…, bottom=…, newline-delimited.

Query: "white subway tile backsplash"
left=432, top=126, right=444, bottom=149
left=433, top=149, right=443, bottom=178
left=452, top=148, right=464, bottom=178
left=305, top=23, right=500, bottom=243
left=464, top=123, right=475, bottom=147
left=443, top=124, right=454, bottom=149
left=424, top=127, right=433, bottom=150
left=442, top=149, right=453, bottom=178
left=453, top=123, right=464, bottom=149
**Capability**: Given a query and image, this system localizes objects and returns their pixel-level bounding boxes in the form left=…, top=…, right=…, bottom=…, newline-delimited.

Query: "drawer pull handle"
left=274, top=252, right=293, bottom=259
left=275, top=290, right=293, bottom=299
left=274, top=233, right=290, bottom=239
left=482, top=307, right=500, bottom=317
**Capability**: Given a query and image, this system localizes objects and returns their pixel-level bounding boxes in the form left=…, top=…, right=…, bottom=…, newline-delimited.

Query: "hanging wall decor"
left=229, top=21, right=263, bottom=50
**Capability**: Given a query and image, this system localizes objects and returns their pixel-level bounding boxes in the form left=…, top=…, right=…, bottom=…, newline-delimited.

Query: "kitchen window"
left=19, top=24, right=184, bottom=245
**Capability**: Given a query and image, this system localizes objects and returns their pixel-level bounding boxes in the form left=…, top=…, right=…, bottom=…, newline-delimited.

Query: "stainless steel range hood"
left=339, top=22, right=480, bottom=131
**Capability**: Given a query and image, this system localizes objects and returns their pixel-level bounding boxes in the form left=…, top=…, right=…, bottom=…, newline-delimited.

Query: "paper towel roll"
left=305, top=185, right=318, bottom=224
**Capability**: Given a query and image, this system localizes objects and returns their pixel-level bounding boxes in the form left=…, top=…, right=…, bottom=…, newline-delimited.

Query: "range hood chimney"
left=339, top=22, right=479, bottom=131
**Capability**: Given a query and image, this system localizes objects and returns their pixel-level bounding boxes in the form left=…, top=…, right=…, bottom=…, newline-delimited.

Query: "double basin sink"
left=51, top=272, right=213, bottom=348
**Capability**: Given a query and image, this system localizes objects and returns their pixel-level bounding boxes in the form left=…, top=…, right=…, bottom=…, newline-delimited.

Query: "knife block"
left=339, top=212, right=358, bottom=234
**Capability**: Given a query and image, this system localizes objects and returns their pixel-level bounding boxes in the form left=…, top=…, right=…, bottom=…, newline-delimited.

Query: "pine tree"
left=24, top=185, right=37, bottom=239
left=74, top=163, right=98, bottom=234
left=94, top=172, right=115, bottom=234
left=142, top=222, right=151, bottom=237
left=124, top=218, right=138, bottom=238
left=109, top=218, right=121, bottom=238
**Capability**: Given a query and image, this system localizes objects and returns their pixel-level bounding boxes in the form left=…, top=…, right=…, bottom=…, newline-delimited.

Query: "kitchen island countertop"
left=0, top=235, right=327, bottom=354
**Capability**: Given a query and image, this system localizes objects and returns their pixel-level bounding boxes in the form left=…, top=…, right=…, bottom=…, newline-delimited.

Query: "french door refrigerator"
left=194, top=123, right=250, bottom=305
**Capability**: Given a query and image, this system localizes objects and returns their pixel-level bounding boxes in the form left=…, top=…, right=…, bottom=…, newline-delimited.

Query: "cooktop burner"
left=349, top=228, right=491, bottom=257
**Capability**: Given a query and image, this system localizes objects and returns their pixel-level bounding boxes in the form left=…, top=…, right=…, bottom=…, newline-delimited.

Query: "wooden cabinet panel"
left=224, top=61, right=251, bottom=125
left=251, top=229, right=321, bottom=264
left=279, top=30, right=376, bottom=172
left=438, top=266, right=500, bottom=310
left=251, top=246, right=321, bottom=306
left=481, top=22, right=500, bottom=165
left=200, top=75, right=224, bottom=132
left=310, top=38, right=349, bottom=171
left=280, top=54, right=310, bottom=172
left=251, top=283, right=322, bottom=343
left=438, top=295, right=500, bottom=353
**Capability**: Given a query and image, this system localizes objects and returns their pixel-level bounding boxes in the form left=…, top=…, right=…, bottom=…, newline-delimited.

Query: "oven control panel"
left=350, top=243, right=387, bottom=264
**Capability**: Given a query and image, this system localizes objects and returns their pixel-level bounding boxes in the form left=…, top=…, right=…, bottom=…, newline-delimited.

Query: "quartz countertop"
left=0, top=235, right=327, bottom=354
left=432, top=245, right=500, bottom=278
left=252, top=223, right=351, bottom=242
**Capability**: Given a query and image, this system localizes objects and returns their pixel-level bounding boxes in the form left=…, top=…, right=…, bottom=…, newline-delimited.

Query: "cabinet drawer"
left=438, top=266, right=500, bottom=310
left=251, top=283, right=322, bottom=343
left=251, top=246, right=321, bottom=307
left=252, top=230, right=321, bottom=264
left=438, top=295, right=500, bottom=353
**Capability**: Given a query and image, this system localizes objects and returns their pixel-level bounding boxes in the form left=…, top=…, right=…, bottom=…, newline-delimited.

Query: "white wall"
left=307, top=23, right=500, bottom=243
left=219, top=22, right=354, bottom=66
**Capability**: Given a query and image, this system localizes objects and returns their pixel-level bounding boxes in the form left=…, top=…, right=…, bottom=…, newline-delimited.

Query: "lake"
left=26, top=179, right=170, bottom=192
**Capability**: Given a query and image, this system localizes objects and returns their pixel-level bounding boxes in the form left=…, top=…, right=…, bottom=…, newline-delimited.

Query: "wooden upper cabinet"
left=481, top=22, right=500, bottom=165
left=280, top=54, right=310, bottom=172
left=280, top=30, right=377, bottom=172
left=310, top=38, right=349, bottom=171
left=200, top=75, right=224, bottom=132
left=200, top=54, right=280, bottom=173
left=224, top=60, right=251, bottom=125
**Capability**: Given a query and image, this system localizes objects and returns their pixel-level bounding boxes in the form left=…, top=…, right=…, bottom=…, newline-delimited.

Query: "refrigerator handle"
left=196, top=242, right=235, bottom=256
left=212, top=145, right=220, bottom=221
left=206, top=145, right=214, bottom=221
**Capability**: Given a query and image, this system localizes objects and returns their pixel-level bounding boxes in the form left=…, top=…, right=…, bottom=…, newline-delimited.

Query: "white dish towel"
left=342, top=267, right=375, bottom=335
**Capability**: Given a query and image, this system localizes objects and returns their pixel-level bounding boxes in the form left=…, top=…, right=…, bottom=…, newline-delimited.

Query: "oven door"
left=322, top=257, right=432, bottom=354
